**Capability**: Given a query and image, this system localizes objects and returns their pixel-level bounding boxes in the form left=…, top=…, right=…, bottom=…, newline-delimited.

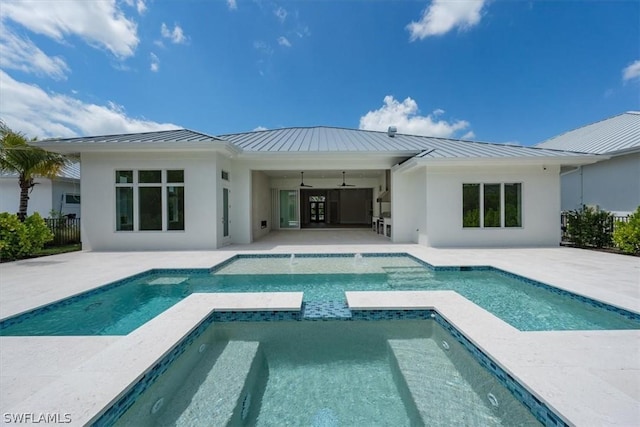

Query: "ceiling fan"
left=338, top=171, right=355, bottom=187
left=300, top=171, right=313, bottom=187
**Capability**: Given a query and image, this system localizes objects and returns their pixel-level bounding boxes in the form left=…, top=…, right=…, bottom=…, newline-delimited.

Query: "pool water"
left=114, top=321, right=542, bottom=426
left=1, top=254, right=638, bottom=335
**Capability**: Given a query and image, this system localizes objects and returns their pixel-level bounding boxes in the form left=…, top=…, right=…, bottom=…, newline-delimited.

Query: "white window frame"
left=463, top=182, right=523, bottom=229
left=115, top=169, right=184, bottom=232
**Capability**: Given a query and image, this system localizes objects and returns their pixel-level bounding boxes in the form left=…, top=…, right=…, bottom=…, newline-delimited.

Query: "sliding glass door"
left=279, top=190, right=299, bottom=229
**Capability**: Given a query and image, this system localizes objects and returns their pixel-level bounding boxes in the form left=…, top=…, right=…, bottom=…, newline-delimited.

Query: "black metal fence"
left=44, top=217, right=81, bottom=246
left=560, top=212, right=629, bottom=243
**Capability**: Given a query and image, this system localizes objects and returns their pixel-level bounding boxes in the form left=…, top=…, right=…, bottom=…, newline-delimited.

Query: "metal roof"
left=35, top=129, right=223, bottom=147
left=221, top=126, right=590, bottom=158
left=0, top=161, right=80, bottom=180
left=535, top=111, right=640, bottom=154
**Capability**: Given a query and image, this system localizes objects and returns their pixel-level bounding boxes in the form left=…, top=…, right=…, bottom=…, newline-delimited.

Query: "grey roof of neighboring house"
left=535, top=111, right=640, bottom=154
left=0, top=161, right=80, bottom=180
left=36, top=129, right=223, bottom=147
left=220, top=126, right=590, bottom=158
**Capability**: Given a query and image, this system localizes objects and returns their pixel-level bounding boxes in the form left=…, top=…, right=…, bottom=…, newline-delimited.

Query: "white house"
left=33, top=127, right=601, bottom=251
left=536, top=111, right=640, bottom=215
left=0, top=162, right=81, bottom=218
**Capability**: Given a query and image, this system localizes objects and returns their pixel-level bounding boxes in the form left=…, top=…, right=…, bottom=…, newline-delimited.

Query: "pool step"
left=384, top=267, right=434, bottom=287
left=172, top=341, right=263, bottom=426
left=388, top=339, right=496, bottom=426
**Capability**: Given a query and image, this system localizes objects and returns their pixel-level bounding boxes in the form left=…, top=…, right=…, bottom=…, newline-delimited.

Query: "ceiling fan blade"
left=300, top=172, right=313, bottom=188
left=339, top=171, right=355, bottom=187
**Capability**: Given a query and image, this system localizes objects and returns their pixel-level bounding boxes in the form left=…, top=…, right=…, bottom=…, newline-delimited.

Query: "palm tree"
left=0, top=121, right=69, bottom=220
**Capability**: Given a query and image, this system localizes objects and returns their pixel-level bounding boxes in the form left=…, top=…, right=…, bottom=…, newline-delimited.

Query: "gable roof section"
left=32, top=129, right=236, bottom=155
left=535, top=111, right=640, bottom=155
left=220, top=126, right=593, bottom=159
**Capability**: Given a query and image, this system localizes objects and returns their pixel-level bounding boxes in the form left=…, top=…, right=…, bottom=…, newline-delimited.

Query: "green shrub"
left=0, top=212, right=53, bottom=261
left=24, top=213, right=54, bottom=250
left=566, top=206, right=614, bottom=248
left=613, top=207, right=640, bottom=255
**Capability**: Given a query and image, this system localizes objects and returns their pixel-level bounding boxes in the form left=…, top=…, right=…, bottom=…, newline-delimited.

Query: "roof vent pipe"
left=387, top=126, right=397, bottom=137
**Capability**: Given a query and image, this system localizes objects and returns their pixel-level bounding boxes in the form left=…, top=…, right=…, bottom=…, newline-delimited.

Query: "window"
left=64, top=194, right=81, bottom=204
left=221, top=170, right=229, bottom=181
left=115, top=169, right=184, bottom=231
left=462, top=183, right=522, bottom=228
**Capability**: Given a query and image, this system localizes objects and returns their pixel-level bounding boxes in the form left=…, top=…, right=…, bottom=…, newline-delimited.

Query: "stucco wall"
left=393, top=164, right=561, bottom=247
left=391, top=167, right=426, bottom=244
left=561, top=153, right=639, bottom=214
left=80, top=151, right=220, bottom=251
left=251, top=171, right=272, bottom=241
left=0, top=177, right=52, bottom=217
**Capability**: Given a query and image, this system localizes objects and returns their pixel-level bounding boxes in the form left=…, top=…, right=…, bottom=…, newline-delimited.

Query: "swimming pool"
left=108, top=320, right=545, bottom=426
left=1, top=253, right=638, bottom=335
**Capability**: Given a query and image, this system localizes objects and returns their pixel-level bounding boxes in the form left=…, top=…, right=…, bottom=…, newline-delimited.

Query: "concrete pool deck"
left=0, top=239, right=639, bottom=425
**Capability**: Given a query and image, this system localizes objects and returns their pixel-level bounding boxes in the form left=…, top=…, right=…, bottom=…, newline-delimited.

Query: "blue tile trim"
left=213, top=310, right=301, bottom=322
left=301, top=301, right=352, bottom=320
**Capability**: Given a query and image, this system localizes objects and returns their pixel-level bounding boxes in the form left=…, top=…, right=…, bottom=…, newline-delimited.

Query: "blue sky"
left=0, top=0, right=638, bottom=146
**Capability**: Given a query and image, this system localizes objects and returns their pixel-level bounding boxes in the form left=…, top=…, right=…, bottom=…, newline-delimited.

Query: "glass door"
left=279, top=190, right=299, bottom=228
left=310, top=201, right=325, bottom=222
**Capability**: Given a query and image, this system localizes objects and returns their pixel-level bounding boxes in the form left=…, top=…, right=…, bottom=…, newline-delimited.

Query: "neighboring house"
left=0, top=162, right=81, bottom=218
left=34, top=127, right=600, bottom=251
left=536, top=111, right=640, bottom=215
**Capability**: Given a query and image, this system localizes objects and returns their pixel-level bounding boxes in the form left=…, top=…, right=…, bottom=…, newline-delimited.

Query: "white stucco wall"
left=0, top=177, right=52, bottom=217
left=561, top=153, right=639, bottom=214
left=251, top=171, right=272, bottom=241
left=391, top=167, right=426, bottom=244
left=393, top=164, right=561, bottom=247
left=80, top=152, right=220, bottom=251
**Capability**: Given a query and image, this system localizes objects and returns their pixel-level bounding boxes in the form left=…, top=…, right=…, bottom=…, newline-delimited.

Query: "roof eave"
left=31, top=141, right=242, bottom=157
left=395, top=154, right=605, bottom=173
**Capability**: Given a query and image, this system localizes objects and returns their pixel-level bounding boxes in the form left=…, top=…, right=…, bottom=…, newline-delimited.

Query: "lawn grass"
left=32, top=244, right=82, bottom=257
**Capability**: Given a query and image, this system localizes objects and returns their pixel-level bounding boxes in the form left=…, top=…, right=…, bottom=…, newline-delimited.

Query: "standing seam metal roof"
left=35, top=129, right=224, bottom=146
left=220, top=126, right=590, bottom=158
left=535, top=112, right=640, bottom=154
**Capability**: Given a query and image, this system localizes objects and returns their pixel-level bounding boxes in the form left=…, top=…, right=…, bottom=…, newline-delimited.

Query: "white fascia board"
left=410, top=154, right=606, bottom=168
left=392, top=153, right=605, bottom=174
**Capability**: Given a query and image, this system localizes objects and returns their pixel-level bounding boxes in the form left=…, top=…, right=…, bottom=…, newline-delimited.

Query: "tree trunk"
left=18, top=175, right=33, bottom=221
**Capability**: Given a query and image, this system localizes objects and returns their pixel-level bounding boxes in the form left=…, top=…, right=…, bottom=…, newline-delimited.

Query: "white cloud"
left=274, top=6, right=287, bottom=23
left=136, top=0, right=147, bottom=15
left=0, top=0, right=139, bottom=58
left=227, top=0, right=237, bottom=10
left=150, top=53, right=159, bottom=72
left=407, top=0, right=486, bottom=40
left=622, top=59, right=640, bottom=82
left=359, top=96, right=471, bottom=138
left=123, top=0, right=146, bottom=14
left=461, top=131, right=476, bottom=140
left=0, top=25, right=69, bottom=80
left=278, top=36, right=291, bottom=47
left=161, top=23, right=187, bottom=44
left=254, top=40, right=273, bottom=56
left=253, top=126, right=268, bottom=131
left=0, top=70, right=179, bottom=138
